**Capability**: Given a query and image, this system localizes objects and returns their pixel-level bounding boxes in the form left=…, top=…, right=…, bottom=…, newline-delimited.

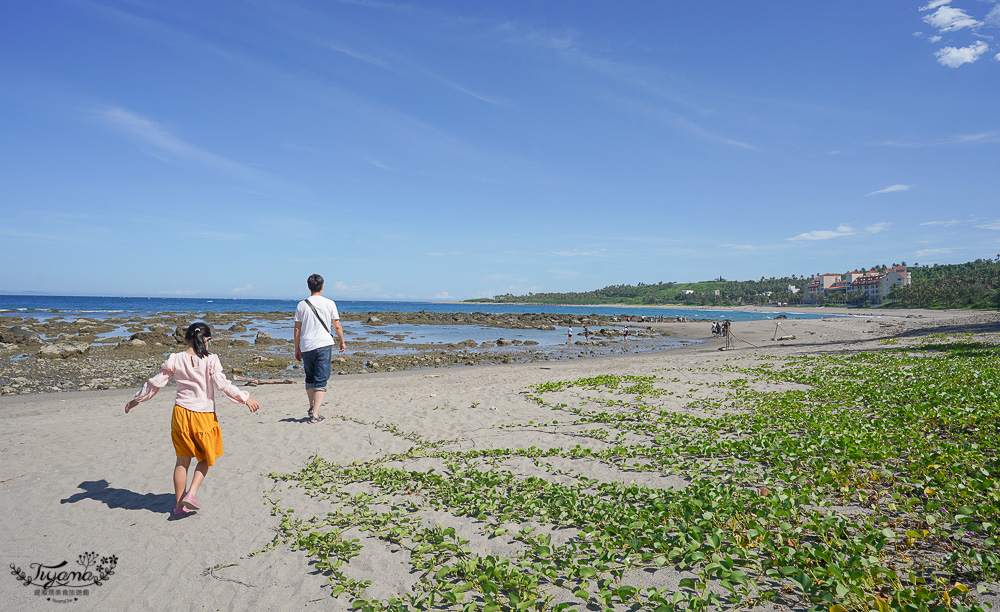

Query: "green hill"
left=468, top=258, right=1000, bottom=310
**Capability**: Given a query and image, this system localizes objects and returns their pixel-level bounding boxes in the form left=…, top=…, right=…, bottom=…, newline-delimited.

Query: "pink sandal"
left=181, top=493, right=201, bottom=510
left=172, top=506, right=192, bottom=517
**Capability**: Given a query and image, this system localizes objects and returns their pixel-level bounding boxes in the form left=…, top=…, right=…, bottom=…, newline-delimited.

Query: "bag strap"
left=304, top=298, right=333, bottom=336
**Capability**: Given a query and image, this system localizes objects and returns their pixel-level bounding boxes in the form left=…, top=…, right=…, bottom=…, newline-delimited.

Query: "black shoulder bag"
left=304, top=298, right=335, bottom=339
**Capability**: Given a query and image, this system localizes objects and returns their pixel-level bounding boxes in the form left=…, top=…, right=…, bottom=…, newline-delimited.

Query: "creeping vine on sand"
left=259, top=335, right=1000, bottom=611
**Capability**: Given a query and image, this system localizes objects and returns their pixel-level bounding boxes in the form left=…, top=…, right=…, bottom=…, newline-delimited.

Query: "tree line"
left=468, top=258, right=1000, bottom=310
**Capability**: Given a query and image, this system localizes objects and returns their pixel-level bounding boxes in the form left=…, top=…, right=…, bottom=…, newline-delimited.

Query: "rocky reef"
left=0, top=311, right=683, bottom=395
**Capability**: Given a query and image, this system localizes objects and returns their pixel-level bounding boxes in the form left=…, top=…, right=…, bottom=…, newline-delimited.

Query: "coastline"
left=2, top=309, right=999, bottom=610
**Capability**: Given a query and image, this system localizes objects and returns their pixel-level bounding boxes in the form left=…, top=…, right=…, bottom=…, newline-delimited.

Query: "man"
left=294, top=274, right=346, bottom=424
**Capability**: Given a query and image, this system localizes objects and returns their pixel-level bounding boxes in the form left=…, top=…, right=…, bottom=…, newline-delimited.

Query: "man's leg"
left=310, top=347, right=332, bottom=420
left=303, top=349, right=318, bottom=417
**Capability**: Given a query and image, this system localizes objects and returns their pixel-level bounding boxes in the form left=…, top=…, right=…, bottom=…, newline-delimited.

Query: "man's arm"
left=333, top=319, right=346, bottom=354
left=294, top=321, right=303, bottom=361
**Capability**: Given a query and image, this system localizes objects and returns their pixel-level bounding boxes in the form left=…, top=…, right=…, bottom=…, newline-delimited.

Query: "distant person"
left=567, top=326, right=573, bottom=341
left=583, top=326, right=590, bottom=341
left=124, top=322, right=260, bottom=518
left=623, top=325, right=629, bottom=340
left=294, top=274, right=347, bottom=424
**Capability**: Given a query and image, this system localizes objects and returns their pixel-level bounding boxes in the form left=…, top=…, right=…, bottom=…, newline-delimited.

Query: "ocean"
left=0, top=295, right=838, bottom=322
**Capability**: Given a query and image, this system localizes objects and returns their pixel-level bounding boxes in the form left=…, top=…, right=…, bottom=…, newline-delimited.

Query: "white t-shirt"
left=294, top=295, right=341, bottom=353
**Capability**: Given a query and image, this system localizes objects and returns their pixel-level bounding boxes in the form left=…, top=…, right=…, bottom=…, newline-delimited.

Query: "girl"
left=125, top=322, right=260, bottom=518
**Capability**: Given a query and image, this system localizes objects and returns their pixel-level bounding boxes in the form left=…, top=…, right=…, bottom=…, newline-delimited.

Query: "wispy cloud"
left=320, top=38, right=507, bottom=106
left=323, top=43, right=389, bottom=68
left=99, top=107, right=265, bottom=182
left=721, top=244, right=757, bottom=250
left=975, top=219, right=1000, bottom=230
left=875, top=131, right=1000, bottom=147
left=920, top=219, right=960, bottom=227
left=936, top=41, right=990, bottom=68
left=233, top=284, right=254, bottom=293
left=787, top=224, right=857, bottom=241
left=865, top=184, right=910, bottom=196
left=501, top=23, right=754, bottom=150
left=915, top=247, right=954, bottom=257
left=787, top=222, right=889, bottom=242
left=0, top=227, right=73, bottom=242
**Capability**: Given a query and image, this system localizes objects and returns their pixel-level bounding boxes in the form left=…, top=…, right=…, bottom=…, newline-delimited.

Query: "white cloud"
left=922, top=5, right=981, bottom=32
left=786, top=222, right=890, bottom=241
left=865, top=184, right=911, bottom=196
left=787, top=224, right=856, bottom=241
left=721, top=244, right=757, bottom=250
left=233, top=284, right=254, bottom=293
left=920, top=0, right=953, bottom=11
left=433, top=291, right=454, bottom=300
left=99, top=107, right=263, bottom=181
left=975, top=219, right=1000, bottom=230
left=987, top=4, right=1000, bottom=27
left=915, top=247, right=954, bottom=257
left=936, top=41, right=990, bottom=67
left=920, top=220, right=960, bottom=226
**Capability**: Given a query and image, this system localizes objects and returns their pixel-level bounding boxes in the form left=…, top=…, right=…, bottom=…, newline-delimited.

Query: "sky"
left=1, top=1, right=999, bottom=301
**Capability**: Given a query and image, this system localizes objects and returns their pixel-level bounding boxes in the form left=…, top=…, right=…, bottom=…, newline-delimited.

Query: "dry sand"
left=2, top=308, right=998, bottom=610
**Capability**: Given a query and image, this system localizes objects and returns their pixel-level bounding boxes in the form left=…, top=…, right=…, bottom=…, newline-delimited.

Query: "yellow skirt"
left=171, top=405, right=223, bottom=466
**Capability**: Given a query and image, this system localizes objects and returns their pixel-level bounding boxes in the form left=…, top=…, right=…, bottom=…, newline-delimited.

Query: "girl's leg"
left=174, top=457, right=192, bottom=507
left=187, top=461, right=210, bottom=498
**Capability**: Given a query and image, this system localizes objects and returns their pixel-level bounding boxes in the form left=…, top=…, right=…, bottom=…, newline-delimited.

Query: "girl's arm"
left=125, top=360, right=174, bottom=413
left=208, top=356, right=254, bottom=408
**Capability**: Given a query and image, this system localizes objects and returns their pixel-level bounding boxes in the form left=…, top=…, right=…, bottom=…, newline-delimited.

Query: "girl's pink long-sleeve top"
left=132, top=352, right=249, bottom=413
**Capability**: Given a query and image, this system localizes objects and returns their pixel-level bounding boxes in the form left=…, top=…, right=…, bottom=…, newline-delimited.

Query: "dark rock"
left=0, top=326, right=42, bottom=346
left=229, top=323, right=247, bottom=332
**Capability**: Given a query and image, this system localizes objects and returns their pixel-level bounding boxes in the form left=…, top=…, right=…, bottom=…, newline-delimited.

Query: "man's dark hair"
left=307, top=274, right=324, bottom=293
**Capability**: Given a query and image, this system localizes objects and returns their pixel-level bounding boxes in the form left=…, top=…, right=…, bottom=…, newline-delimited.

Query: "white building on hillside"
left=805, top=266, right=911, bottom=304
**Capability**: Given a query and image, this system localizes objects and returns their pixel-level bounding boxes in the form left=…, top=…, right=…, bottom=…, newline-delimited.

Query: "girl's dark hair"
left=185, top=322, right=212, bottom=358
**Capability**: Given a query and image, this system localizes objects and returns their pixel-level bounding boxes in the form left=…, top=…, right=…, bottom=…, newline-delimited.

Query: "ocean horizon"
left=0, top=294, right=842, bottom=322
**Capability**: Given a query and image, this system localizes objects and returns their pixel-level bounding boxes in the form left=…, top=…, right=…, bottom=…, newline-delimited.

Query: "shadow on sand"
left=60, top=479, right=174, bottom=515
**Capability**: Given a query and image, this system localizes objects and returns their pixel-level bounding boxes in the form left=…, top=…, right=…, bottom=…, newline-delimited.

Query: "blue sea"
left=0, top=295, right=840, bottom=322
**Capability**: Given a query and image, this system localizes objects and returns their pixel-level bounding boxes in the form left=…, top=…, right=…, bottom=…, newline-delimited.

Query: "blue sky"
left=2, top=1, right=999, bottom=301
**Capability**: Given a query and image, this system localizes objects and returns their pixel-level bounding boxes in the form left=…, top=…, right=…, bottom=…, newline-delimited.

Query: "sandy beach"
left=3, top=308, right=998, bottom=611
